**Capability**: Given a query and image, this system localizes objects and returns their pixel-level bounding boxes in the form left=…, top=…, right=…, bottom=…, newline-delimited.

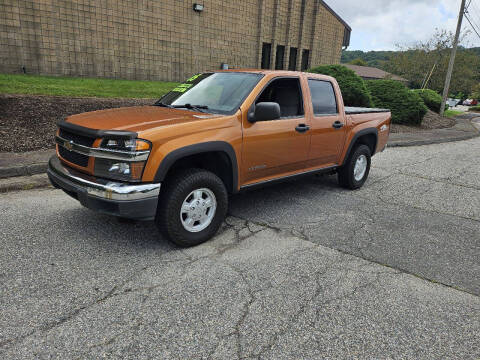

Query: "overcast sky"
left=329, top=0, right=480, bottom=51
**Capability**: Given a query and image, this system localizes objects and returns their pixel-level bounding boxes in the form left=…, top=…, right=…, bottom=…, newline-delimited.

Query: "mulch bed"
left=390, top=110, right=456, bottom=133
left=0, top=94, right=155, bottom=152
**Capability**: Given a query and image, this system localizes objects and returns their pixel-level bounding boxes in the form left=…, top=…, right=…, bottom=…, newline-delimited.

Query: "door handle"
left=295, top=124, right=310, bottom=133
left=332, top=121, right=344, bottom=129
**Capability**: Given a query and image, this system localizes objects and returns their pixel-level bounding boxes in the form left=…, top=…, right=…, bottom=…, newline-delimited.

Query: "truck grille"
left=59, top=129, right=95, bottom=147
left=58, top=146, right=89, bottom=167
left=58, top=129, right=96, bottom=167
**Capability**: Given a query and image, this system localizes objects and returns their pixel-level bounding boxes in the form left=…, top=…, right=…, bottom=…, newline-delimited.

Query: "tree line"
left=341, top=29, right=480, bottom=99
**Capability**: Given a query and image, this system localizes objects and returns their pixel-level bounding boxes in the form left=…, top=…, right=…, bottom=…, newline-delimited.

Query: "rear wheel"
left=155, top=168, right=228, bottom=247
left=338, top=144, right=371, bottom=189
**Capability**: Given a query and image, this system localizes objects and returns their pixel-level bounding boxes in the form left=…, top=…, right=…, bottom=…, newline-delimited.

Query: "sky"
left=328, top=0, right=480, bottom=51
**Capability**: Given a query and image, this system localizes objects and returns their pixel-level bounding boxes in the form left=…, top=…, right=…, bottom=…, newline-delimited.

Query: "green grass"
left=0, top=73, right=179, bottom=98
left=443, top=109, right=465, bottom=117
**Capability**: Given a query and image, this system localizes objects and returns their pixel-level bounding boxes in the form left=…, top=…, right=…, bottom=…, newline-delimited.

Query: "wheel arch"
left=153, top=141, right=239, bottom=194
left=341, top=128, right=378, bottom=166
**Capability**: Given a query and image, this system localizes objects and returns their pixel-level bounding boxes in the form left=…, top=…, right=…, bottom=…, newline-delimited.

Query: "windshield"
left=157, top=72, right=263, bottom=114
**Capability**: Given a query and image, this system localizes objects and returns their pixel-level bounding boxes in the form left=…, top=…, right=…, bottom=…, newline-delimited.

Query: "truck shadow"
left=54, top=206, right=175, bottom=253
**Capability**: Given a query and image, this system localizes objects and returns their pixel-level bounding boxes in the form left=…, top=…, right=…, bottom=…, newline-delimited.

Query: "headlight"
left=94, top=138, right=151, bottom=182
left=101, top=138, right=151, bottom=151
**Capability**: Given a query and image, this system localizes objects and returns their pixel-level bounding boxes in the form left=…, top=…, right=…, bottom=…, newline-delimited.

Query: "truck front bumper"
left=47, top=156, right=160, bottom=220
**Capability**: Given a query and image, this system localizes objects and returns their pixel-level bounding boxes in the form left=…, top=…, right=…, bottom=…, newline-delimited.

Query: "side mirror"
left=248, top=102, right=281, bottom=122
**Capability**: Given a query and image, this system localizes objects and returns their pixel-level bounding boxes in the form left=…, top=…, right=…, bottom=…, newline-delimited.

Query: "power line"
left=464, top=13, right=480, bottom=40
left=463, top=0, right=480, bottom=44
left=467, top=1, right=480, bottom=27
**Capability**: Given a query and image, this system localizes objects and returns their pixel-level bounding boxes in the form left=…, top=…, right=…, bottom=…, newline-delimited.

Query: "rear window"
left=308, top=79, right=337, bottom=115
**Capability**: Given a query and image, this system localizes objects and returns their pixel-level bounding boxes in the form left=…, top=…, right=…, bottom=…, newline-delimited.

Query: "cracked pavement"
left=1, top=138, right=480, bottom=359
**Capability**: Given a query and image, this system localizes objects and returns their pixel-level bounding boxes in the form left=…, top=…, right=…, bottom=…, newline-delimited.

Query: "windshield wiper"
left=171, top=104, right=209, bottom=113
left=154, top=101, right=173, bottom=108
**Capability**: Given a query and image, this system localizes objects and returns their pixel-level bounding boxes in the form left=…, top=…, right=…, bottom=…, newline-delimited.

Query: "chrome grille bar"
left=55, top=135, right=150, bottom=161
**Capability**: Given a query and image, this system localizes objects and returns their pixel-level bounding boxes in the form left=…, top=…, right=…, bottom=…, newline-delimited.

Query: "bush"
left=366, top=80, right=428, bottom=125
left=412, top=89, right=448, bottom=113
left=307, top=65, right=373, bottom=107
left=470, top=105, right=480, bottom=112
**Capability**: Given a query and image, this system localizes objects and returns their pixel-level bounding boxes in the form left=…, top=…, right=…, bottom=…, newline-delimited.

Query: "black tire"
left=155, top=168, right=228, bottom=247
left=337, top=144, right=371, bottom=189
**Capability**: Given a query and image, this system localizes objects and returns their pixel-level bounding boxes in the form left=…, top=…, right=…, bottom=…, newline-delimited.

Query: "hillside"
left=341, top=47, right=480, bottom=68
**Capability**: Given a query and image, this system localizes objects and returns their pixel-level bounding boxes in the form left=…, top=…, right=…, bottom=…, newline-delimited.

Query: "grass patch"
left=443, top=109, right=465, bottom=117
left=0, top=73, right=178, bottom=98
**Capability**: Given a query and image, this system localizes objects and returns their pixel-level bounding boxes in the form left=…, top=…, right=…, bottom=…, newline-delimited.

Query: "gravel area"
left=390, top=109, right=456, bottom=133
left=0, top=95, right=155, bottom=152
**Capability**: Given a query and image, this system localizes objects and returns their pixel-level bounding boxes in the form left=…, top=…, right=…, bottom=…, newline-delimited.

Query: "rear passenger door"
left=306, top=79, right=346, bottom=168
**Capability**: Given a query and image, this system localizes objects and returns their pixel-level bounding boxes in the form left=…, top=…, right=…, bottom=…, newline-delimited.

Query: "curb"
left=0, top=163, right=48, bottom=179
left=0, top=173, right=52, bottom=193
left=387, top=131, right=480, bottom=147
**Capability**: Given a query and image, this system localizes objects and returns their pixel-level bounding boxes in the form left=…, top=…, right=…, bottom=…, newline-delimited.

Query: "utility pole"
left=440, top=0, right=466, bottom=115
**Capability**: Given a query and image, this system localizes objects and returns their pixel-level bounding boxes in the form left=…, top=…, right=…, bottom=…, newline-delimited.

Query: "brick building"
left=0, top=0, right=351, bottom=82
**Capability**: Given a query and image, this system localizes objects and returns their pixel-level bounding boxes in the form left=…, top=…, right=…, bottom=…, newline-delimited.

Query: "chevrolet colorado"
left=48, top=70, right=391, bottom=246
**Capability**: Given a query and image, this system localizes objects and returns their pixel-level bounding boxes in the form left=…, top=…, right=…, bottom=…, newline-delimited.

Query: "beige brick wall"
left=0, top=0, right=348, bottom=81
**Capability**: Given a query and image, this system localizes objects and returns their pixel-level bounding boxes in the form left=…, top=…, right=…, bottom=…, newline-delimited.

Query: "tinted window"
left=308, top=79, right=337, bottom=115
left=256, top=78, right=304, bottom=118
left=158, top=72, right=263, bottom=115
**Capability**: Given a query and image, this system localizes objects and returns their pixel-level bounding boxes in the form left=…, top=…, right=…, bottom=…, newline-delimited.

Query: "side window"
left=308, top=79, right=337, bottom=115
left=256, top=78, right=304, bottom=119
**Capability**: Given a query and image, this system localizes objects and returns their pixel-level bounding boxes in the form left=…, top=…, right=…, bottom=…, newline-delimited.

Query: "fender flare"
left=153, top=141, right=239, bottom=193
left=342, top=128, right=378, bottom=166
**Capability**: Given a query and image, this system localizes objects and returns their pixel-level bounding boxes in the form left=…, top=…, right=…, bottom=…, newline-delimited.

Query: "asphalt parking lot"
left=1, top=137, right=479, bottom=359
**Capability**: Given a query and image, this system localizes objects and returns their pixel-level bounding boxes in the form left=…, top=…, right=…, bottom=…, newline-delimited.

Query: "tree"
left=383, top=29, right=480, bottom=95
left=348, top=58, right=368, bottom=66
left=367, top=80, right=427, bottom=125
left=471, top=83, right=480, bottom=99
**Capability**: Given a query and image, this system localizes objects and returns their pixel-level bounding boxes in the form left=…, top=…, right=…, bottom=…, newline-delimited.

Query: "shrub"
left=366, top=80, right=428, bottom=125
left=412, top=89, right=448, bottom=113
left=307, top=65, right=373, bottom=107
left=470, top=105, right=480, bottom=112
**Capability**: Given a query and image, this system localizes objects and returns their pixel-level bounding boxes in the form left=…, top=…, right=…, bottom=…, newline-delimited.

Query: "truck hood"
left=65, top=106, right=223, bottom=134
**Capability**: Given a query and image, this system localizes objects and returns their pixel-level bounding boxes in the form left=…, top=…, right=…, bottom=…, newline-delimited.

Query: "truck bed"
left=345, top=107, right=390, bottom=114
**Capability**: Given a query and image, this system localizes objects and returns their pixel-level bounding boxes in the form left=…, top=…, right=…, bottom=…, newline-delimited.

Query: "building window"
left=275, top=45, right=285, bottom=70
left=301, top=49, right=310, bottom=71
left=261, top=43, right=272, bottom=69
left=288, top=47, right=297, bottom=71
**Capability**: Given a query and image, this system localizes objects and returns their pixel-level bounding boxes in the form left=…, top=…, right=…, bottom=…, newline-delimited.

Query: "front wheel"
left=338, top=144, right=371, bottom=189
left=155, top=168, right=228, bottom=247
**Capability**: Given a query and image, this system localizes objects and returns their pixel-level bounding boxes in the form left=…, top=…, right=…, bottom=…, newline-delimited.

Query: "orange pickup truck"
left=48, top=70, right=391, bottom=246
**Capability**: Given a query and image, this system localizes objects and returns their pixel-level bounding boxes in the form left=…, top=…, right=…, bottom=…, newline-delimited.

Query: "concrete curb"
left=388, top=131, right=480, bottom=147
left=0, top=149, right=54, bottom=179
left=0, top=163, right=48, bottom=179
left=0, top=173, right=52, bottom=193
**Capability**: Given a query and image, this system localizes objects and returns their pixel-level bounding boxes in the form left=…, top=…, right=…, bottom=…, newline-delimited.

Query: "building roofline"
left=319, top=0, right=351, bottom=31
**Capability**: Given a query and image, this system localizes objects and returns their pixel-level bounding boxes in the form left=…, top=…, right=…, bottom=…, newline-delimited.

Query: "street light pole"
left=440, top=0, right=466, bottom=116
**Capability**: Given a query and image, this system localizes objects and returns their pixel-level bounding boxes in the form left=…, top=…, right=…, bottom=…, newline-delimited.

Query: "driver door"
left=241, top=76, right=311, bottom=185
